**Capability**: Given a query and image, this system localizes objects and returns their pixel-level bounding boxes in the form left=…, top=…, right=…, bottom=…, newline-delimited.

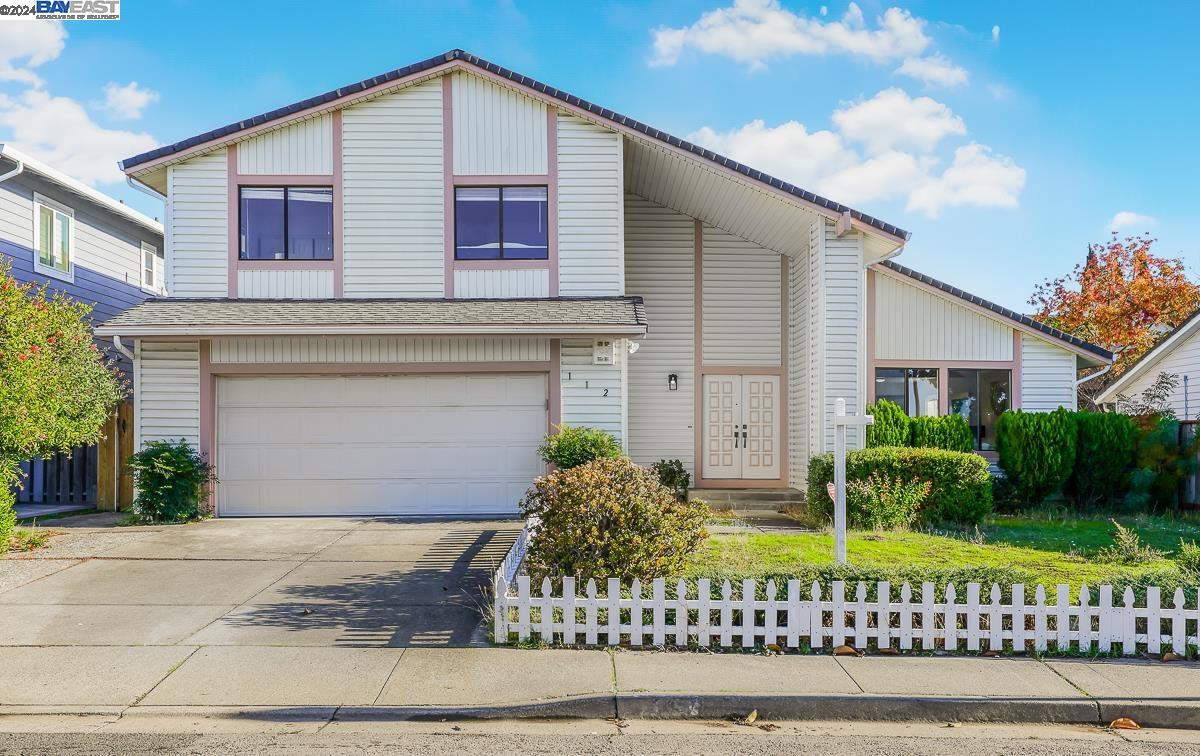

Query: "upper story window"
left=32, top=193, right=74, bottom=282
left=239, top=187, right=333, bottom=261
left=454, top=186, right=548, bottom=260
left=874, top=368, right=938, bottom=417
left=142, top=241, right=163, bottom=294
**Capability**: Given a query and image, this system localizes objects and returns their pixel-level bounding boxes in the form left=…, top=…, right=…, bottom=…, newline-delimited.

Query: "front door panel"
left=703, top=375, right=741, bottom=479
left=741, top=375, right=780, bottom=480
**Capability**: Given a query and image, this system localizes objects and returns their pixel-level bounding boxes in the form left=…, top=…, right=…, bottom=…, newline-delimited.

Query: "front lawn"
left=686, top=514, right=1200, bottom=594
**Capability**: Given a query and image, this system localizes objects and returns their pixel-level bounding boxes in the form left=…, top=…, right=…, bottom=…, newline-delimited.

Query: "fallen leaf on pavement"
left=1162, top=652, right=1182, bottom=662
left=759, top=723, right=780, bottom=732
left=877, top=647, right=900, bottom=655
left=767, top=643, right=782, bottom=653
left=833, top=645, right=862, bottom=657
left=981, top=650, right=1001, bottom=657
left=1110, top=718, right=1140, bottom=730
left=735, top=709, right=759, bottom=726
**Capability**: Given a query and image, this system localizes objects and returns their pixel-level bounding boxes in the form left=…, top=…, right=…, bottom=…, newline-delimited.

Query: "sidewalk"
left=0, top=647, right=1196, bottom=731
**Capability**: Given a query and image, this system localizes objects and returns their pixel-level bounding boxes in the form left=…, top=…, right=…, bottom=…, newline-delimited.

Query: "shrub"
left=845, top=473, right=931, bottom=530
left=865, top=400, right=910, bottom=447
left=651, top=458, right=691, bottom=498
left=128, top=440, right=216, bottom=523
left=1067, top=412, right=1138, bottom=508
left=520, top=457, right=708, bottom=581
left=1179, top=540, right=1200, bottom=576
left=808, top=447, right=992, bottom=525
left=909, top=414, right=974, bottom=452
left=1127, top=415, right=1198, bottom=513
left=537, top=425, right=622, bottom=470
left=1096, top=520, right=1164, bottom=564
left=0, top=484, right=14, bottom=555
left=995, top=408, right=1077, bottom=506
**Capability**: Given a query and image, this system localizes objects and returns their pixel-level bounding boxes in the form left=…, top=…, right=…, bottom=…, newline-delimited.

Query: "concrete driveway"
left=0, top=516, right=521, bottom=649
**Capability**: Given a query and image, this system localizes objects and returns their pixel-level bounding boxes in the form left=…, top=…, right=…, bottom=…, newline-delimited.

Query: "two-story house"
left=99, top=50, right=1107, bottom=517
left=1, top=144, right=165, bottom=512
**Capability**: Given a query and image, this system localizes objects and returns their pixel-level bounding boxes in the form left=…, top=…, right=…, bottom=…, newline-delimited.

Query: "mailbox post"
left=832, top=398, right=874, bottom=565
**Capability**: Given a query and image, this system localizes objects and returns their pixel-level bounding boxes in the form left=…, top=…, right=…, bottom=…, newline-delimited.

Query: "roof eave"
left=95, top=323, right=647, bottom=338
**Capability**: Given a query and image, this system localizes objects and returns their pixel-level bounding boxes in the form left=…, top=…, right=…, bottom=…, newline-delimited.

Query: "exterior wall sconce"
left=668, top=374, right=678, bottom=391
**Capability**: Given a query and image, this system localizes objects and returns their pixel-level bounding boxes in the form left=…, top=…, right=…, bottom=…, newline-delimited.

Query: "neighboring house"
left=869, top=262, right=1112, bottom=453
left=97, top=49, right=1100, bottom=518
left=1095, top=311, right=1200, bottom=418
left=1, top=144, right=165, bottom=511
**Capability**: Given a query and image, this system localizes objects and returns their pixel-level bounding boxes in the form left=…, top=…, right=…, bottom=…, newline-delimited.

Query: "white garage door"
left=216, top=373, right=546, bottom=516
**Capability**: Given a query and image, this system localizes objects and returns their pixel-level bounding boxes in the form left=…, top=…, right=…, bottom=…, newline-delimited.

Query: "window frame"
left=947, top=367, right=1012, bottom=451
left=141, top=241, right=162, bottom=294
left=453, top=185, right=549, bottom=261
left=237, top=185, right=334, bottom=262
left=873, top=367, right=940, bottom=417
left=31, top=192, right=75, bottom=283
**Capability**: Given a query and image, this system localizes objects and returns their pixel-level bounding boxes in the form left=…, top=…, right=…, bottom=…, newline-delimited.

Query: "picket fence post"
left=810, top=582, right=824, bottom=651
left=652, top=578, right=666, bottom=646
left=518, top=575, right=531, bottom=642
left=853, top=582, right=868, bottom=649
left=765, top=580, right=779, bottom=647
left=1077, top=585, right=1091, bottom=653
left=878, top=581, right=892, bottom=650
left=1034, top=585, right=1048, bottom=652
left=1056, top=584, right=1070, bottom=652
left=785, top=579, right=802, bottom=648
left=675, top=579, right=689, bottom=647
left=606, top=577, right=620, bottom=646
left=494, top=575, right=508, bottom=644
left=1146, top=586, right=1161, bottom=655
left=741, top=579, right=756, bottom=648
left=1171, top=588, right=1187, bottom=655
left=585, top=579, right=598, bottom=645
left=832, top=582, right=847, bottom=647
left=1122, top=587, right=1136, bottom=656
left=899, top=583, right=913, bottom=650
left=965, top=583, right=980, bottom=651
left=1098, top=585, right=1113, bottom=653
left=630, top=579, right=644, bottom=647
left=920, top=582, right=935, bottom=650
left=697, top=578, right=712, bottom=647
left=720, top=581, right=734, bottom=647
left=1011, top=584, right=1026, bottom=653
left=943, top=584, right=958, bottom=652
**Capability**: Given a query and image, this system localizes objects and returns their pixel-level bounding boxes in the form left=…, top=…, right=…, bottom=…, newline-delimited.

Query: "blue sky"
left=1, top=0, right=1196, bottom=311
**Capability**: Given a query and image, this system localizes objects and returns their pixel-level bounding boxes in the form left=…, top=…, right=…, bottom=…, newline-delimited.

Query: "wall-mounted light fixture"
left=668, top=373, right=679, bottom=391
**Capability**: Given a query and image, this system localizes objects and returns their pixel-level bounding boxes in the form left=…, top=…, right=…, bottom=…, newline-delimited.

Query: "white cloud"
left=833, top=88, right=965, bottom=153
left=992, top=25, right=1001, bottom=43
left=0, top=89, right=158, bottom=185
left=1107, top=211, right=1157, bottom=231
left=907, top=143, right=1026, bottom=218
left=651, top=0, right=931, bottom=68
left=0, top=20, right=66, bottom=85
left=895, top=54, right=968, bottom=87
left=100, top=81, right=160, bottom=120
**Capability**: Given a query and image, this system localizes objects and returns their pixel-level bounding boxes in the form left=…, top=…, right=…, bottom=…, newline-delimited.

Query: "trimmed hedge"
left=538, top=425, right=622, bottom=470
left=910, top=414, right=974, bottom=452
left=995, top=408, right=1077, bottom=505
left=1067, top=412, right=1138, bottom=508
left=808, top=447, right=993, bottom=525
left=865, top=400, right=910, bottom=447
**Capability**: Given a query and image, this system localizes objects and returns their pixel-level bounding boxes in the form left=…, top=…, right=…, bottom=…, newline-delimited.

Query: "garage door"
left=216, top=373, right=546, bottom=516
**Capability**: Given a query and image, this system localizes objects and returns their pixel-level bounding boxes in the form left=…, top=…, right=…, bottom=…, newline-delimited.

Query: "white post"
left=831, top=398, right=873, bottom=566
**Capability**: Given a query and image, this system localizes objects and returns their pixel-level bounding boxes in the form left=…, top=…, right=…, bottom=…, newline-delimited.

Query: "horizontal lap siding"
left=237, top=269, right=334, bottom=298
left=137, top=341, right=201, bottom=449
left=789, top=252, right=809, bottom=487
left=343, top=81, right=444, bottom=297
left=1021, top=335, right=1077, bottom=411
left=624, top=195, right=695, bottom=473
left=209, top=336, right=550, bottom=364
left=168, top=151, right=228, bottom=297
left=452, top=73, right=547, bottom=175
left=560, top=338, right=624, bottom=442
left=236, top=115, right=333, bottom=175
left=823, top=221, right=865, bottom=450
left=557, top=114, right=622, bottom=296
left=874, top=272, right=1013, bottom=361
left=701, top=225, right=781, bottom=366
left=1113, top=330, right=1200, bottom=418
left=453, top=268, right=550, bottom=298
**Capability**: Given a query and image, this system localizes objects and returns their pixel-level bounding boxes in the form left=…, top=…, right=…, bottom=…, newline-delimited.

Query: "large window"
left=874, top=368, right=939, bottom=417
left=33, top=194, right=73, bottom=280
left=454, top=186, right=548, bottom=260
left=239, top=187, right=333, bottom=261
left=949, top=369, right=1010, bottom=451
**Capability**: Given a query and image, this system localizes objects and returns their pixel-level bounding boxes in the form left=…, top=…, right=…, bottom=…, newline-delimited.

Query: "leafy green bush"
left=865, top=400, right=910, bottom=447
left=995, top=408, right=1077, bottom=506
left=1096, top=520, right=1163, bottom=564
left=128, top=441, right=216, bottom=523
left=1127, top=415, right=1198, bottom=513
left=651, top=458, right=691, bottom=498
left=910, top=414, right=974, bottom=452
left=1067, top=412, right=1137, bottom=508
left=845, top=474, right=931, bottom=530
left=1179, top=540, right=1200, bottom=576
left=537, top=425, right=622, bottom=470
left=0, top=484, right=14, bottom=554
left=520, top=457, right=708, bottom=581
left=808, top=447, right=992, bottom=525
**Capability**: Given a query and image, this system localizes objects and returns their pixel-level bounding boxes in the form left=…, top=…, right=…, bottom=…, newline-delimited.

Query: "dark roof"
left=120, top=49, right=909, bottom=242
left=95, top=296, right=647, bottom=335
left=879, top=260, right=1113, bottom=361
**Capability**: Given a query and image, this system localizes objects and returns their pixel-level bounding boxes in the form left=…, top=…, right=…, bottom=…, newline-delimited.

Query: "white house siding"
left=873, top=271, right=1014, bottom=361
left=701, top=224, right=781, bottom=366
left=453, top=268, right=550, bottom=298
left=166, top=150, right=228, bottom=297
left=209, top=336, right=550, bottom=364
left=624, top=195, right=695, bottom=473
left=1110, top=329, right=1200, bottom=418
left=560, top=338, right=624, bottom=442
left=557, top=113, right=623, bottom=296
left=451, top=73, right=547, bottom=175
left=788, top=252, right=809, bottom=487
left=821, top=220, right=866, bottom=450
left=1021, top=334, right=1078, bottom=411
left=236, top=114, right=333, bottom=175
left=237, top=269, right=334, bottom=298
left=136, top=341, right=201, bottom=449
left=807, top=220, right=825, bottom=455
left=342, top=80, right=444, bottom=297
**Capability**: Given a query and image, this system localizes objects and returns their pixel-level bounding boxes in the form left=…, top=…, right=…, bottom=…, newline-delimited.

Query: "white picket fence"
left=493, top=535, right=1199, bottom=654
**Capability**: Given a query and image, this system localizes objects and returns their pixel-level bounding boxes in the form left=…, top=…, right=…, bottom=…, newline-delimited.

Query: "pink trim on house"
left=332, top=111, right=345, bottom=297
left=452, top=174, right=551, bottom=185
left=549, top=338, right=562, bottom=434
left=442, top=75, right=456, bottom=298
left=1012, top=329, right=1023, bottom=410
left=692, top=219, right=703, bottom=484
left=208, top=360, right=552, bottom=375
left=546, top=107, right=559, bottom=296
left=780, top=255, right=790, bottom=483
left=452, top=259, right=551, bottom=271
left=866, top=269, right=876, bottom=403
left=236, top=260, right=338, bottom=272
left=873, top=359, right=1019, bottom=370
left=226, top=146, right=238, bottom=298
left=198, top=341, right=217, bottom=505
left=236, top=174, right=336, bottom=186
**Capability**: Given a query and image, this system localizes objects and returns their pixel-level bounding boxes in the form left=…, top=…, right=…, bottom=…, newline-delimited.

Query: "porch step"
left=688, top=488, right=806, bottom=512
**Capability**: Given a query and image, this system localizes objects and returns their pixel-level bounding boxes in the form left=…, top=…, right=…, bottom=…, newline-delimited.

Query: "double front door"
left=703, top=374, right=780, bottom=480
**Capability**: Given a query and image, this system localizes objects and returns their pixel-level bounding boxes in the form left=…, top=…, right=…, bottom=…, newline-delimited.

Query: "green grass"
left=6, top=528, right=53, bottom=553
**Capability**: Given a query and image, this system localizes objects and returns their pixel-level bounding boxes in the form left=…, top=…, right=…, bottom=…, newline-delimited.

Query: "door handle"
left=732, top=428, right=739, bottom=449
left=742, top=425, right=748, bottom=446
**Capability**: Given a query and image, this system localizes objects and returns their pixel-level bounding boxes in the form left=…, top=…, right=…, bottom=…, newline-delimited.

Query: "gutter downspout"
left=1077, top=364, right=1112, bottom=387
left=112, top=335, right=135, bottom=362
left=0, top=154, right=25, bottom=184
left=126, top=175, right=165, bottom=202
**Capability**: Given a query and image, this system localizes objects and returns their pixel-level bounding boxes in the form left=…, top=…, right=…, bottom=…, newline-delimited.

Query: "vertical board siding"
left=557, top=113, right=623, bottom=296
left=788, top=252, right=809, bottom=487
left=209, top=336, right=550, bottom=364
left=137, top=341, right=201, bottom=448
left=822, top=221, right=865, bottom=450
left=166, top=150, right=228, bottom=297
left=807, top=220, right=825, bottom=455
left=701, top=224, right=781, bottom=366
left=236, top=114, right=333, bottom=175
left=453, top=268, right=550, bottom=298
left=874, top=271, right=1013, bottom=361
left=560, top=338, right=624, bottom=441
left=342, top=80, right=444, bottom=297
left=1021, top=335, right=1078, bottom=411
left=624, top=195, right=695, bottom=473
left=452, top=72, right=548, bottom=175
left=1113, top=330, right=1200, bottom=418
left=237, top=269, right=335, bottom=298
